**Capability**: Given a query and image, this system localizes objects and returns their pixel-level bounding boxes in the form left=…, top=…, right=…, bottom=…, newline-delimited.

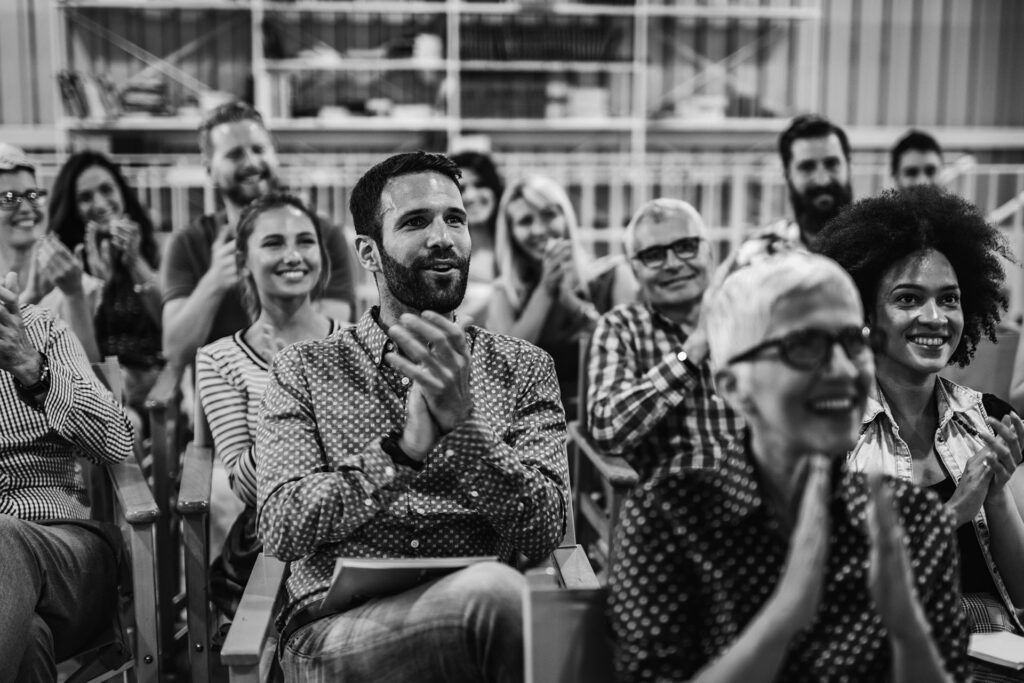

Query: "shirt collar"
left=861, top=375, right=981, bottom=433
left=356, top=306, right=393, bottom=367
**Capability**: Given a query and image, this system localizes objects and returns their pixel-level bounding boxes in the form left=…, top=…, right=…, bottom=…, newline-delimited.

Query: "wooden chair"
left=217, top=505, right=600, bottom=683
left=569, top=335, right=639, bottom=579
left=143, top=362, right=190, bottom=671
left=59, top=358, right=163, bottom=682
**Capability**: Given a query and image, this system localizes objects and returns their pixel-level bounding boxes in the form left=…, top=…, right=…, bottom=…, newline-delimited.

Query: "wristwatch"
left=15, top=352, right=50, bottom=400
left=382, top=433, right=425, bottom=471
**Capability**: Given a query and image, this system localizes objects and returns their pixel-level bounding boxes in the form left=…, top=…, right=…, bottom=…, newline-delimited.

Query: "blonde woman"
left=487, top=176, right=633, bottom=415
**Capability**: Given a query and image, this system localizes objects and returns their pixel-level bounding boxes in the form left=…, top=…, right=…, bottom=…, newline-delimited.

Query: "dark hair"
left=778, top=114, right=851, bottom=170
left=198, top=101, right=266, bottom=160
left=48, top=150, right=159, bottom=272
left=349, top=151, right=461, bottom=244
left=235, top=192, right=330, bottom=321
left=816, top=186, right=1011, bottom=366
left=450, top=151, right=504, bottom=232
left=890, top=129, right=943, bottom=177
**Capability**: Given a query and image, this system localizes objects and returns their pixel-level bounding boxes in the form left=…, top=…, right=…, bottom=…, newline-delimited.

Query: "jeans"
left=281, top=560, right=525, bottom=683
left=0, top=515, right=120, bottom=683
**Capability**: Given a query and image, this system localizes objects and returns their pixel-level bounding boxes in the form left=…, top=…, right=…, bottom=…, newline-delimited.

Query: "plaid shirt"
left=256, top=308, right=569, bottom=630
left=586, top=302, right=744, bottom=479
left=0, top=305, right=133, bottom=521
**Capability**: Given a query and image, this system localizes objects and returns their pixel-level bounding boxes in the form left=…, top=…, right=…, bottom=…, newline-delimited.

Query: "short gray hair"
left=704, top=251, right=862, bottom=369
left=622, top=198, right=705, bottom=256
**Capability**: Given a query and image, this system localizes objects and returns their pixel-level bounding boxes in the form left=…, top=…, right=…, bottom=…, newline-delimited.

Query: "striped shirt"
left=0, top=305, right=133, bottom=521
left=256, top=308, right=569, bottom=632
left=586, top=302, right=744, bottom=478
left=196, top=320, right=339, bottom=507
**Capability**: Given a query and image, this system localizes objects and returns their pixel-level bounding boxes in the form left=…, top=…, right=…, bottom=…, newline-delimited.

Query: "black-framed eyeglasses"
left=727, top=325, right=874, bottom=371
left=632, top=236, right=703, bottom=269
left=0, top=189, right=47, bottom=212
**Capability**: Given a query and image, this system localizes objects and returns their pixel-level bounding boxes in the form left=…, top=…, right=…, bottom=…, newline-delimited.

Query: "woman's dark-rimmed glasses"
left=727, top=325, right=875, bottom=371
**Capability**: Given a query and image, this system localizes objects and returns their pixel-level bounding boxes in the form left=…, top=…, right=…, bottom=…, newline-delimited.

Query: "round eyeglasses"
left=727, top=325, right=875, bottom=371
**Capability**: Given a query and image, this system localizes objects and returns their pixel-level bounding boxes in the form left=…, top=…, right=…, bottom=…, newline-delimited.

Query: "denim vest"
left=848, top=377, right=1022, bottom=632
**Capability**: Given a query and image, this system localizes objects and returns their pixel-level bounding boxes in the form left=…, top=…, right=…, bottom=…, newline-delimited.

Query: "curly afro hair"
left=816, top=186, right=1012, bottom=367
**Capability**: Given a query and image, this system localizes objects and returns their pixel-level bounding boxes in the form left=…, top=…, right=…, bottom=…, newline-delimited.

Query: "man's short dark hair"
left=778, top=114, right=851, bottom=170
left=349, top=151, right=462, bottom=244
left=198, top=101, right=266, bottom=160
left=890, top=129, right=943, bottom=177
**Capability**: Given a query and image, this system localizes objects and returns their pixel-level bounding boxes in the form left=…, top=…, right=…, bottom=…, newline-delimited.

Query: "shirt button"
left=363, top=498, right=373, bottom=507
left=384, top=466, right=395, bottom=477
left=401, top=377, right=410, bottom=386
left=468, top=490, right=479, bottom=498
left=410, top=539, right=420, bottom=549
left=445, top=449, right=455, bottom=457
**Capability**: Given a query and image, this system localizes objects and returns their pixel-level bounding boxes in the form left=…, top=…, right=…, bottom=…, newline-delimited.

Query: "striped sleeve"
left=196, top=344, right=259, bottom=507
left=28, top=305, right=133, bottom=466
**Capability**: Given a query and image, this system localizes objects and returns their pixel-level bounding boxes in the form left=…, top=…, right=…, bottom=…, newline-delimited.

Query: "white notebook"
left=968, top=632, right=1024, bottom=670
left=321, top=556, right=498, bottom=613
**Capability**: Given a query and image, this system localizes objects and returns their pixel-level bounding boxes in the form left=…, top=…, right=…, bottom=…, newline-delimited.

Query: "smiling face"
left=0, top=169, right=46, bottom=252
left=458, top=168, right=497, bottom=229
left=724, top=281, right=873, bottom=458
left=75, top=165, right=124, bottom=228
left=631, top=213, right=711, bottom=309
left=871, top=248, right=963, bottom=382
left=206, top=120, right=280, bottom=208
left=367, top=171, right=471, bottom=315
left=242, top=205, right=322, bottom=304
left=786, top=133, right=853, bottom=239
left=507, top=196, right=567, bottom=263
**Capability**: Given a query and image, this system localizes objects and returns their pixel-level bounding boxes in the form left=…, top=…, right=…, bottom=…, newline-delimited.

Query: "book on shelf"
left=968, top=632, right=1024, bottom=670
left=321, top=556, right=498, bottom=613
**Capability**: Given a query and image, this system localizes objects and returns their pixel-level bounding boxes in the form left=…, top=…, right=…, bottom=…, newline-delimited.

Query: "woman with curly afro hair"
left=817, top=186, right=1024, bottom=666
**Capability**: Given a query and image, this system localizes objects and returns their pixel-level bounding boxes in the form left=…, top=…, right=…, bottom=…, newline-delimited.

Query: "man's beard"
left=222, top=167, right=278, bottom=206
left=379, top=245, right=470, bottom=314
left=789, top=180, right=853, bottom=240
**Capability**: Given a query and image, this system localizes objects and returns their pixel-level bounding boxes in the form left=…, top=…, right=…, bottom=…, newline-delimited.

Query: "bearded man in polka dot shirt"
left=255, top=151, right=569, bottom=683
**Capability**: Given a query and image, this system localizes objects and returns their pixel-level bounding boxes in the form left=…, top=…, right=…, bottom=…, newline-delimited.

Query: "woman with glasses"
left=609, top=250, right=968, bottom=682
left=817, top=188, right=1024, bottom=677
left=487, top=175, right=633, bottom=416
left=46, top=151, right=163, bottom=416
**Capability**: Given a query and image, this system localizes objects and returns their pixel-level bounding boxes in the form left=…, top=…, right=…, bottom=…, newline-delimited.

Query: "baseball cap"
left=0, top=143, right=35, bottom=173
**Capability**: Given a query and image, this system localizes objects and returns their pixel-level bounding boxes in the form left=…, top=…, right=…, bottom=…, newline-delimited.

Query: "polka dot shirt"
left=608, top=439, right=969, bottom=682
left=256, top=308, right=570, bottom=631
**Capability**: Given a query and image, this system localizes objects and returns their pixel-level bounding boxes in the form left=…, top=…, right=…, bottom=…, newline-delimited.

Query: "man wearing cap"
left=0, top=143, right=101, bottom=361
left=0, top=144, right=136, bottom=678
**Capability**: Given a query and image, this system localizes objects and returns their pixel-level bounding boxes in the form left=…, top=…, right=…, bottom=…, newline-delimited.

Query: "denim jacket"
left=848, top=376, right=1022, bottom=632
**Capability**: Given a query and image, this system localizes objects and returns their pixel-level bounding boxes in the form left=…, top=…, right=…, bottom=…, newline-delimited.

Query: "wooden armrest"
left=552, top=545, right=601, bottom=589
left=568, top=422, right=639, bottom=489
left=177, top=442, right=213, bottom=515
left=107, top=457, right=160, bottom=525
left=144, top=363, right=182, bottom=414
left=221, top=553, right=288, bottom=666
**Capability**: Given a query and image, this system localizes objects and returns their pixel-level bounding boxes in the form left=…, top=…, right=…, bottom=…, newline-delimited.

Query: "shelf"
left=267, top=116, right=451, bottom=132
left=263, top=1, right=448, bottom=13
left=460, top=117, right=635, bottom=132
left=59, top=0, right=249, bottom=9
left=265, top=58, right=447, bottom=72
left=459, top=59, right=634, bottom=73
left=455, top=3, right=637, bottom=17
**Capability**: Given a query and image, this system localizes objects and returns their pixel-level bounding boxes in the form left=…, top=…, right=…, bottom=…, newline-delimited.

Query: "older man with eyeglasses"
left=586, top=198, right=744, bottom=484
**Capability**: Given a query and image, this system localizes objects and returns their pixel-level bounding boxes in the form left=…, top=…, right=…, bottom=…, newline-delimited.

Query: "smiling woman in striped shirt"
left=196, top=192, right=339, bottom=617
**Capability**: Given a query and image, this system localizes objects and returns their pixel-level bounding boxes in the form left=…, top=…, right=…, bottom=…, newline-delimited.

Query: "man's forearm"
left=162, top=278, right=226, bottom=366
left=61, top=290, right=101, bottom=362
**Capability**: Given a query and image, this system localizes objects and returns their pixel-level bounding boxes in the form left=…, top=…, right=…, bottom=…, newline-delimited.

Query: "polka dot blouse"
left=256, top=308, right=570, bottom=631
left=608, top=440, right=969, bottom=682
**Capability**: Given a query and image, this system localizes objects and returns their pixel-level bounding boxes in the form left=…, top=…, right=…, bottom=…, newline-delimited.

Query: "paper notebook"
left=320, top=556, right=498, bottom=613
left=968, top=632, right=1024, bottom=670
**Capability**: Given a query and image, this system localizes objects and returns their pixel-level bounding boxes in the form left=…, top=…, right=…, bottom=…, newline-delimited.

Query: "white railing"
left=30, top=151, right=1024, bottom=317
